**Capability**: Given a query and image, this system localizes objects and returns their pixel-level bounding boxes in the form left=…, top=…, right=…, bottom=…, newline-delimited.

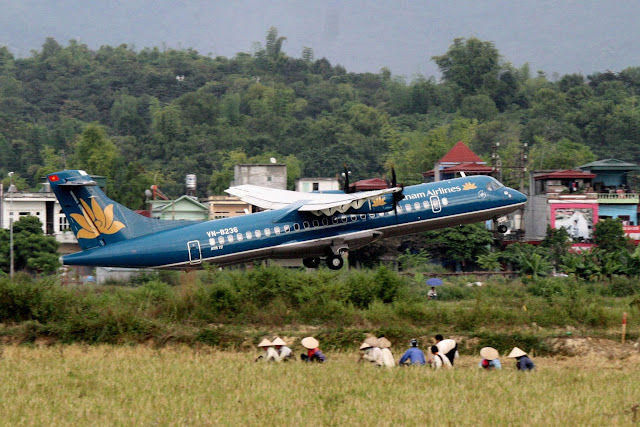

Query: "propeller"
left=390, top=167, right=405, bottom=220
left=343, top=164, right=354, bottom=194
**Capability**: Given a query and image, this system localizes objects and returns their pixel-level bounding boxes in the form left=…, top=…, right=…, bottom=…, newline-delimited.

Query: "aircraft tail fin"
left=48, top=170, right=190, bottom=250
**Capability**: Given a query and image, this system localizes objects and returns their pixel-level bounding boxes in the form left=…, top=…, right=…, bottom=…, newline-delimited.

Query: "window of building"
left=312, top=182, right=319, bottom=191
left=59, top=210, right=70, bottom=231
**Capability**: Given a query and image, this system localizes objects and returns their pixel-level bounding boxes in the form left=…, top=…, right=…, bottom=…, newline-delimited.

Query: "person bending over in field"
left=255, top=338, right=278, bottom=362
left=507, top=347, right=535, bottom=371
left=399, top=339, right=426, bottom=366
left=478, top=347, right=502, bottom=370
left=378, top=337, right=396, bottom=368
left=434, top=334, right=458, bottom=366
left=300, top=336, right=326, bottom=363
left=272, top=337, right=294, bottom=362
left=358, top=337, right=383, bottom=366
left=429, top=345, right=452, bottom=369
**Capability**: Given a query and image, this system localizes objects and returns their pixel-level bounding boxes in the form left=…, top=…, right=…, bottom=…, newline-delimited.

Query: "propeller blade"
left=343, top=164, right=352, bottom=193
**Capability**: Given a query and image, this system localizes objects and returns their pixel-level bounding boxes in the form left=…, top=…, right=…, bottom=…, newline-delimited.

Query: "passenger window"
left=303, top=222, right=310, bottom=229
left=333, top=217, right=339, bottom=224
left=369, top=214, right=375, bottom=218
left=360, top=214, right=366, bottom=220
left=414, top=202, right=420, bottom=210
left=351, top=215, right=357, bottom=221
left=322, top=218, right=329, bottom=226
left=274, top=226, right=281, bottom=234
left=405, top=204, right=412, bottom=212
left=341, top=216, right=347, bottom=223
left=255, top=230, right=262, bottom=238
left=264, top=228, right=271, bottom=236
left=423, top=201, right=430, bottom=209
left=294, top=223, right=300, bottom=231
left=313, top=220, right=319, bottom=227
left=218, top=236, right=224, bottom=245
left=246, top=231, right=253, bottom=239
left=284, top=224, right=290, bottom=232
left=237, top=233, right=243, bottom=241
left=227, top=235, right=234, bottom=243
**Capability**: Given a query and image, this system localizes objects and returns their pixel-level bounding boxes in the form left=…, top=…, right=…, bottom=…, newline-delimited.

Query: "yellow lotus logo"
left=462, top=182, right=477, bottom=190
left=71, top=198, right=125, bottom=239
left=371, top=196, right=387, bottom=207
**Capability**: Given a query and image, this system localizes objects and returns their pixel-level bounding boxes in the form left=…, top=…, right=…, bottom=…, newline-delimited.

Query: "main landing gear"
left=302, top=254, right=345, bottom=270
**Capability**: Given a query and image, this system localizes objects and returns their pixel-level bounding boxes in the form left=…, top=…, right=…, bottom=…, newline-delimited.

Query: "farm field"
left=1, top=345, right=639, bottom=426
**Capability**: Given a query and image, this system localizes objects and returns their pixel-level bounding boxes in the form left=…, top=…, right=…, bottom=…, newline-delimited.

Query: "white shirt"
left=261, top=347, right=279, bottom=362
left=432, top=353, right=451, bottom=369
left=276, top=346, right=292, bottom=362
left=436, top=339, right=459, bottom=362
left=380, top=348, right=395, bottom=367
left=362, top=347, right=383, bottom=366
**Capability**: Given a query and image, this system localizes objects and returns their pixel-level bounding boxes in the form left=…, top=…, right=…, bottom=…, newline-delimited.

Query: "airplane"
left=48, top=169, right=527, bottom=270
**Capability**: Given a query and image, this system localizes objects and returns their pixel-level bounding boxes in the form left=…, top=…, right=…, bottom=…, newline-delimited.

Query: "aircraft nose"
left=511, top=188, right=527, bottom=204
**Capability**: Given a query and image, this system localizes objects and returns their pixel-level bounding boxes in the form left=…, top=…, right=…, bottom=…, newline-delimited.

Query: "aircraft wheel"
left=326, top=255, right=344, bottom=270
left=497, top=224, right=508, bottom=234
left=303, top=257, right=321, bottom=268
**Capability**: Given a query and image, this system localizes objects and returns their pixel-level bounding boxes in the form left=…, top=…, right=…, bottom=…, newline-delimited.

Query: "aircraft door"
left=429, top=195, right=442, bottom=213
left=187, top=240, right=202, bottom=265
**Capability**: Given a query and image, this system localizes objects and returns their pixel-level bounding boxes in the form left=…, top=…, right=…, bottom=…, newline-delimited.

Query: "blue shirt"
left=399, top=347, right=426, bottom=365
left=516, top=356, right=535, bottom=371
left=479, top=359, right=502, bottom=369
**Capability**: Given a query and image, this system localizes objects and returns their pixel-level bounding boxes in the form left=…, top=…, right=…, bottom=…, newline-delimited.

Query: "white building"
left=233, top=164, right=287, bottom=189
left=1, top=182, right=78, bottom=253
left=296, top=177, right=341, bottom=193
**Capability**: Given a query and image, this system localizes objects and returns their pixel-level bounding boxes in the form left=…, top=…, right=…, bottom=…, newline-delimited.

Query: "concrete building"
left=207, top=195, right=251, bottom=219
left=296, top=177, right=340, bottom=193
left=233, top=164, right=287, bottom=189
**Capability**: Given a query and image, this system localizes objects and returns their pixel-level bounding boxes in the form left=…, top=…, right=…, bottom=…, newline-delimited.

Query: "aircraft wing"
left=225, top=185, right=401, bottom=216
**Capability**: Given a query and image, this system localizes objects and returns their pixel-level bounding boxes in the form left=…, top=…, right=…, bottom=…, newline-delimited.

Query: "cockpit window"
left=486, top=179, right=504, bottom=191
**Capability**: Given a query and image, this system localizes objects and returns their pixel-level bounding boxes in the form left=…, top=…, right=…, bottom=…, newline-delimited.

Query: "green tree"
left=72, top=123, right=120, bottom=179
left=593, top=218, right=631, bottom=253
left=432, top=37, right=502, bottom=98
left=0, top=216, right=59, bottom=274
left=423, top=223, right=493, bottom=269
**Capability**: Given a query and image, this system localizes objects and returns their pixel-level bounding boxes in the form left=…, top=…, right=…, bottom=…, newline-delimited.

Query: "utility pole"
left=8, top=172, right=14, bottom=280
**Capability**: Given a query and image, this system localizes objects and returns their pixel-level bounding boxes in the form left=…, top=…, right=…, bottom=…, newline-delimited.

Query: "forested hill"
left=1, top=30, right=640, bottom=209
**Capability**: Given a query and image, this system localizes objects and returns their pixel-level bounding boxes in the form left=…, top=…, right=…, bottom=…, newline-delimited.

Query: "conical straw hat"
left=258, top=338, right=272, bottom=347
left=301, top=336, right=319, bottom=349
left=480, top=347, right=499, bottom=360
left=359, top=342, right=372, bottom=350
left=378, top=337, right=392, bottom=348
left=272, top=337, right=287, bottom=346
left=364, top=337, right=380, bottom=347
left=507, top=347, right=526, bottom=358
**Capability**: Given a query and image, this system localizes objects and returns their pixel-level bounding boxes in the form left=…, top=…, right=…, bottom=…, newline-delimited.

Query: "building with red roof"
left=422, top=141, right=493, bottom=181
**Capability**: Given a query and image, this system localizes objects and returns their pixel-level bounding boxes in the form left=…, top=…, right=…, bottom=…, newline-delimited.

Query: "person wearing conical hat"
left=378, top=337, right=395, bottom=368
left=255, top=338, right=278, bottom=362
left=358, top=337, right=383, bottom=366
left=272, top=337, right=294, bottom=362
left=507, top=347, right=535, bottom=371
left=300, top=336, right=326, bottom=363
left=478, top=347, right=502, bottom=370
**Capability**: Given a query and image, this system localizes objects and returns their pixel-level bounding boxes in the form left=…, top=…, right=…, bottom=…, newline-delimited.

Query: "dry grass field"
left=0, top=345, right=639, bottom=426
